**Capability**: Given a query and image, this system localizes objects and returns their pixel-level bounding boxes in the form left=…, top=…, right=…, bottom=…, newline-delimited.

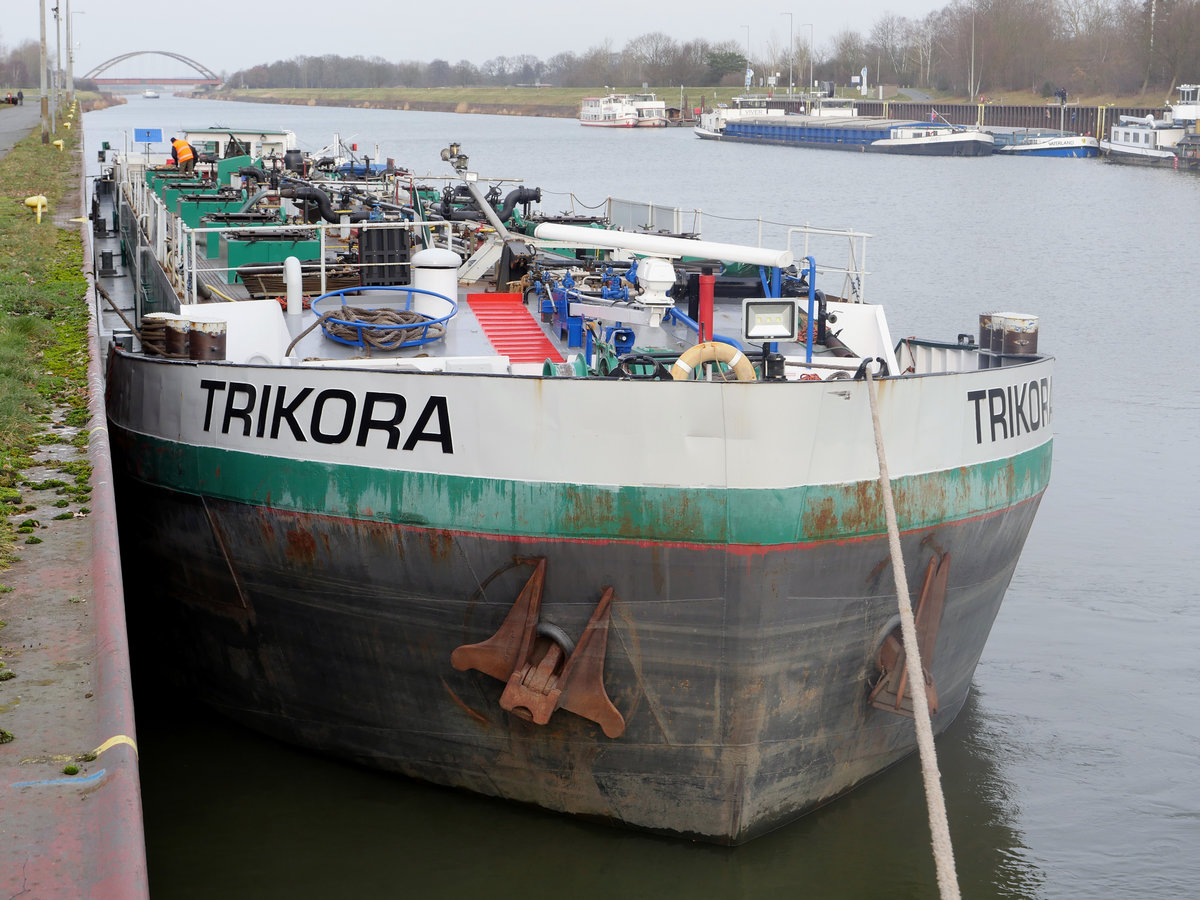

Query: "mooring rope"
left=864, top=363, right=961, bottom=900
left=94, top=280, right=168, bottom=356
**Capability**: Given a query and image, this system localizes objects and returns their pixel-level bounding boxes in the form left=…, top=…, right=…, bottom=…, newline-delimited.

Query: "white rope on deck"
left=864, top=364, right=962, bottom=900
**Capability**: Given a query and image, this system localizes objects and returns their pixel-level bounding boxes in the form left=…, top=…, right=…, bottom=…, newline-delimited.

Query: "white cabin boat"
left=581, top=93, right=668, bottom=128
left=1100, top=84, right=1200, bottom=166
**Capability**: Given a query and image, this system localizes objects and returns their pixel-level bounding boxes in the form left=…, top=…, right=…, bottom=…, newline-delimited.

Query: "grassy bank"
left=209, top=84, right=1174, bottom=114
left=212, top=85, right=751, bottom=115
left=0, top=107, right=92, bottom=568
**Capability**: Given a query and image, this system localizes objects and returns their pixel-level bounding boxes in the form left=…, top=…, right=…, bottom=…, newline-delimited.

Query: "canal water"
left=85, top=96, right=1200, bottom=899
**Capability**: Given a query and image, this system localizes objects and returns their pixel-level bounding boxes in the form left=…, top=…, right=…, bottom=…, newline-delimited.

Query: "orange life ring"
left=670, top=341, right=757, bottom=382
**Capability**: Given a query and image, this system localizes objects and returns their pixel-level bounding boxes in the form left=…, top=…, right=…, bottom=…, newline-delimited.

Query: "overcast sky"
left=5, top=0, right=938, bottom=79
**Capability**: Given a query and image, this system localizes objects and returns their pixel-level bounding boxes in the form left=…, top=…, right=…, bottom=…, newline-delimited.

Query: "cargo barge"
left=95, top=131, right=1050, bottom=844
left=713, top=114, right=995, bottom=155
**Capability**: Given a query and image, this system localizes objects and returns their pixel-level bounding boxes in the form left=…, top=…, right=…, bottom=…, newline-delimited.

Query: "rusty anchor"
left=451, top=558, right=626, bottom=738
left=869, top=551, right=950, bottom=717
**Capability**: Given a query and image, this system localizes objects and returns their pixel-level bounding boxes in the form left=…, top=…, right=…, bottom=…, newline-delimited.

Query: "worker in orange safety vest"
left=170, top=137, right=196, bottom=175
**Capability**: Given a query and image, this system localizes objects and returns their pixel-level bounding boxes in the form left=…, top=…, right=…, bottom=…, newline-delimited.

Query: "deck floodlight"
left=742, top=298, right=800, bottom=342
left=441, top=143, right=469, bottom=173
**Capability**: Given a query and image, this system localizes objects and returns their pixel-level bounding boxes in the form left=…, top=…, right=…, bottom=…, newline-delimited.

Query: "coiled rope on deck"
left=864, top=362, right=961, bottom=900
left=284, top=306, right=443, bottom=357
left=322, top=306, right=444, bottom=350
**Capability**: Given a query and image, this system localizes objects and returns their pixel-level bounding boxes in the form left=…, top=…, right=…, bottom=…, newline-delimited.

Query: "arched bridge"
left=82, top=51, right=220, bottom=86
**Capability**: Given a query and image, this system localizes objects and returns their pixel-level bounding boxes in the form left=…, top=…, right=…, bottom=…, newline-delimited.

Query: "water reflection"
left=137, top=680, right=1041, bottom=900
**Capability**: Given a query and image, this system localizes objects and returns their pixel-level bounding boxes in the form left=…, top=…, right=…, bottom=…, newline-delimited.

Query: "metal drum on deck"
left=164, top=316, right=191, bottom=358
left=979, top=311, right=1038, bottom=368
left=188, top=320, right=227, bottom=360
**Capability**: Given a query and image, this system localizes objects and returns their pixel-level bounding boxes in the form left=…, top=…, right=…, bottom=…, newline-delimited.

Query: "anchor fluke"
left=452, top=558, right=626, bottom=738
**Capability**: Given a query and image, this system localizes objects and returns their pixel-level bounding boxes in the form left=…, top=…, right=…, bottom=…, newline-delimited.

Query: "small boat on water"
left=142, top=89, right=159, bottom=99
left=993, top=130, right=1100, bottom=158
left=1099, top=83, right=1200, bottom=166
left=94, top=132, right=1052, bottom=844
left=580, top=92, right=668, bottom=127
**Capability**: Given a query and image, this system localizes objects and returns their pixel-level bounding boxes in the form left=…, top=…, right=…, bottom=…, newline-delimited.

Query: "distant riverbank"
left=205, top=86, right=748, bottom=119
left=213, top=90, right=578, bottom=118
left=89, top=84, right=1174, bottom=123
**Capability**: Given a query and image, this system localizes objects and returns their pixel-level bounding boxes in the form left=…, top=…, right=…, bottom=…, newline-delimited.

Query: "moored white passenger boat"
left=95, top=137, right=1052, bottom=845
left=1099, top=84, right=1200, bottom=166
left=581, top=93, right=667, bottom=127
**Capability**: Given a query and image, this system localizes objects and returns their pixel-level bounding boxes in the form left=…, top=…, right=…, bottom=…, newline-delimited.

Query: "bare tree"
left=621, top=32, right=678, bottom=85
left=0, top=39, right=39, bottom=88
left=480, top=56, right=511, bottom=86
left=828, top=29, right=868, bottom=84
left=667, top=40, right=714, bottom=86
left=871, top=13, right=912, bottom=83
left=575, top=40, right=619, bottom=87
left=1150, top=0, right=1200, bottom=95
left=911, top=14, right=939, bottom=87
left=451, top=60, right=479, bottom=86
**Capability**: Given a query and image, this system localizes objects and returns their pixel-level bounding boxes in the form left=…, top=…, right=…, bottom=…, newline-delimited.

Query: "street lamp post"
left=782, top=12, right=793, bottom=96
left=742, top=25, right=751, bottom=91
left=67, top=3, right=82, bottom=106
left=802, top=22, right=814, bottom=94
left=52, top=2, right=60, bottom=131
left=39, top=0, right=48, bottom=142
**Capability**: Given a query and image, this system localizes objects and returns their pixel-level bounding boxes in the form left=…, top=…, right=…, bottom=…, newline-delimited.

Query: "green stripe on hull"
left=121, top=433, right=1052, bottom=545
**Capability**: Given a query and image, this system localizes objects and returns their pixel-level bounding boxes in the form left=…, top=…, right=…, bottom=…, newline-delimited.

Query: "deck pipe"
left=279, top=185, right=372, bottom=224
left=532, top=222, right=793, bottom=270
left=439, top=186, right=542, bottom=224
left=285, top=256, right=303, bottom=316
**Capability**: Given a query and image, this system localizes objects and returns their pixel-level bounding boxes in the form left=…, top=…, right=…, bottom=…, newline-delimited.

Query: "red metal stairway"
left=467, top=293, right=564, bottom=364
